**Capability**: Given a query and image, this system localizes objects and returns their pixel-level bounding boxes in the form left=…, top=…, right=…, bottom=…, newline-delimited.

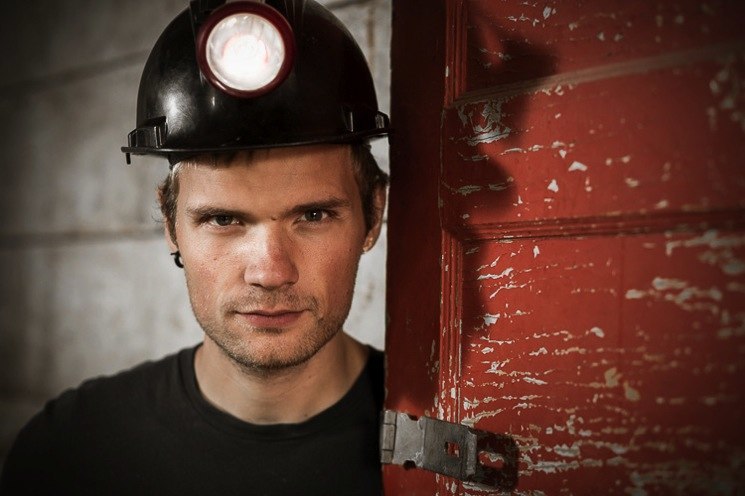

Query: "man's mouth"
left=235, top=309, right=305, bottom=328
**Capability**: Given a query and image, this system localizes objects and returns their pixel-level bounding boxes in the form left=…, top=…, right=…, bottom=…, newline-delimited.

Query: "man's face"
left=168, top=145, right=376, bottom=371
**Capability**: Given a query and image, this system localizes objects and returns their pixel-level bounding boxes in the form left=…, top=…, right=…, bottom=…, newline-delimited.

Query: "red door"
left=385, top=1, right=745, bottom=494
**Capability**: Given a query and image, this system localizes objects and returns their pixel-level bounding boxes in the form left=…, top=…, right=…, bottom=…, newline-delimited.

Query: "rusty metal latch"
left=380, top=409, right=519, bottom=489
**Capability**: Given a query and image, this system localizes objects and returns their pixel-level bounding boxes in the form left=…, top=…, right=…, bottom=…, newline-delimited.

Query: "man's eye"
left=210, top=215, right=235, bottom=227
left=302, top=210, right=328, bottom=222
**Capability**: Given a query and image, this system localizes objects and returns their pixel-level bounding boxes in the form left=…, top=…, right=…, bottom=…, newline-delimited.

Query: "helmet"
left=122, top=0, right=389, bottom=165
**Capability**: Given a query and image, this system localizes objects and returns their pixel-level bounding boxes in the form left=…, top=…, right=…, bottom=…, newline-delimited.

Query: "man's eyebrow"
left=288, top=197, right=352, bottom=216
left=185, top=205, right=248, bottom=220
left=184, top=197, right=352, bottom=220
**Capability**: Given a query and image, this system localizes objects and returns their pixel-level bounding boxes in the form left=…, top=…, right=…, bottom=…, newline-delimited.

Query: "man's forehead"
left=175, top=144, right=353, bottom=172
left=174, top=144, right=358, bottom=203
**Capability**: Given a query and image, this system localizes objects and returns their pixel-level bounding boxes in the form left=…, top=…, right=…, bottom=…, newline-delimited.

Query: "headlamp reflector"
left=197, top=2, right=294, bottom=98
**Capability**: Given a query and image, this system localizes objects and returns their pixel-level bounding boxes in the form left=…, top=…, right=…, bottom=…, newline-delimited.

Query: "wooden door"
left=385, top=1, right=745, bottom=494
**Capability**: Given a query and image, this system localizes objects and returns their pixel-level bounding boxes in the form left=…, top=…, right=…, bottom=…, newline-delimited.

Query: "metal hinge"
left=380, top=410, right=519, bottom=490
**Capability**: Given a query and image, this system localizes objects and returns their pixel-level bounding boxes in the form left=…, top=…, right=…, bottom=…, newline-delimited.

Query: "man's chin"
left=224, top=346, right=317, bottom=374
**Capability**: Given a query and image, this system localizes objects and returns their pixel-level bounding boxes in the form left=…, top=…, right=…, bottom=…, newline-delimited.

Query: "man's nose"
left=243, top=225, right=299, bottom=290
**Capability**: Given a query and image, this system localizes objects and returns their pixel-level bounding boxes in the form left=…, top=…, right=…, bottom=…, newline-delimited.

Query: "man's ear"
left=363, top=185, right=387, bottom=252
left=164, top=222, right=178, bottom=253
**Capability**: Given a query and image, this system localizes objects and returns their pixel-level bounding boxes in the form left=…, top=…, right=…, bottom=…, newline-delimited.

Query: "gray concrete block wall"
left=0, top=0, right=390, bottom=467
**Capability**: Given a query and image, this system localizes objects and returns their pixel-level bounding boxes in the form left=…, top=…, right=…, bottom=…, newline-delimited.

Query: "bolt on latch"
left=380, top=409, right=519, bottom=489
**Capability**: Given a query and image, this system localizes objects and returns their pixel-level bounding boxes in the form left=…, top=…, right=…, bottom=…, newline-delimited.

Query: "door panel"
left=443, top=60, right=745, bottom=229
left=459, top=231, right=745, bottom=492
left=462, top=1, right=745, bottom=94
left=387, top=0, right=745, bottom=494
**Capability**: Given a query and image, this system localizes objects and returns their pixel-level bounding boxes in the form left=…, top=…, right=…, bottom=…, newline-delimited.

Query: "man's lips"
left=234, top=309, right=305, bottom=328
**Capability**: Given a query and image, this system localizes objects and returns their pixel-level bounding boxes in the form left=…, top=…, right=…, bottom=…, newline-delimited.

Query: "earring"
left=170, top=251, right=184, bottom=268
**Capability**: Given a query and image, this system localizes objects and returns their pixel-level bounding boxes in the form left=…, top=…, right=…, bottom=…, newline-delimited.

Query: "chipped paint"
left=456, top=185, right=482, bottom=196
left=482, top=313, right=500, bottom=326
left=590, top=326, right=605, bottom=338
left=478, top=267, right=515, bottom=280
left=488, top=177, right=515, bottom=191
left=625, top=177, right=640, bottom=188
left=407, top=4, right=745, bottom=494
left=458, top=101, right=512, bottom=146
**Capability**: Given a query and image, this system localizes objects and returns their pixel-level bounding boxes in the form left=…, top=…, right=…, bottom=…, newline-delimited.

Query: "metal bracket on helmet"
left=125, top=117, right=167, bottom=164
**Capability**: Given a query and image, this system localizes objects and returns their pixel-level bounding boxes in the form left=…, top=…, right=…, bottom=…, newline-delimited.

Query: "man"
left=1, top=1, right=389, bottom=494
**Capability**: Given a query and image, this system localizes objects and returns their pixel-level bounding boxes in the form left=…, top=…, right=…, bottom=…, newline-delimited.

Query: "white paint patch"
left=652, top=277, right=689, bottom=291
left=597, top=31, right=606, bottom=41
left=547, top=179, right=559, bottom=192
left=568, top=160, right=587, bottom=172
left=542, top=6, right=553, bottom=19
left=605, top=367, right=621, bottom=387
left=482, top=313, right=501, bottom=326
left=625, top=177, right=640, bottom=188
left=605, top=158, right=613, bottom=166
left=613, top=33, right=623, bottom=42
left=559, top=149, right=567, bottom=158
left=478, top=267, right=514, bottom=281
left=554, top=443, right=581, bottom=458
left=624, top=382, right=641, bottom=401
left=621, top=155, right=632, bottom=163
left=462, top=214, right=470, bottom=220
left=523, top=377, right=548, bottom=385
left=666, top=230, right=745, bottom=256
left=533, top=246, right=540, bottom=258
left=723, top=259, right=745, bottom=275
left=457, top=185, right=482, bottom=196
left=555, top=112, right=562, bottom=119
left=655, top=199, right=669, bottom=209
left=625, top=289, right=646, bottom=299
left=458, top=153, right=488, bottom=162
left=569, top=22, right=579, bottom=31
left=462, top=101, right=512, bottom=146
left=590, top=326, right=605, bottom=338
left=489, top=177, right=515, bottom=191
left=529, top=347, right=548, bottom=356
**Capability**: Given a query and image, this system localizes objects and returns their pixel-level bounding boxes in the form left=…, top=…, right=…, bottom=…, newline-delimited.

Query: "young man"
left=1, top=1, right=389, bottom=494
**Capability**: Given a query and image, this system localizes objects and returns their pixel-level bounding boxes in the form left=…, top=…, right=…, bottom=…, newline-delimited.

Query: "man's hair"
left=158, top=142, right=388, bottom=243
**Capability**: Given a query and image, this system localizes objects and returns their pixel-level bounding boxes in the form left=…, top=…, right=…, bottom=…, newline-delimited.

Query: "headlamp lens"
left=206, top=14, right=285, bottom=92
left=196, top=2, right=295, bottom=98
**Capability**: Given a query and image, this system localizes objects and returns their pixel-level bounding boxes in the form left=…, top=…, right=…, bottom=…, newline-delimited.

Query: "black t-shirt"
left=1, top=346, right=384, bottom=495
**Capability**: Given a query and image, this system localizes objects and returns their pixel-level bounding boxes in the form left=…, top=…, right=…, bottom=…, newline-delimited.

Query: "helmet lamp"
left=196, top=2, right=295, bottom=98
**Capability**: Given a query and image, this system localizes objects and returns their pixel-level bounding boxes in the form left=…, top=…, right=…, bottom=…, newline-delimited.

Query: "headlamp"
left=196, top=1, right=295, bottom=98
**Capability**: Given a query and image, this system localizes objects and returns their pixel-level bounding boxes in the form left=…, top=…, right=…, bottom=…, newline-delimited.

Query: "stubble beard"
left=187, top=280, right=355, bottom=375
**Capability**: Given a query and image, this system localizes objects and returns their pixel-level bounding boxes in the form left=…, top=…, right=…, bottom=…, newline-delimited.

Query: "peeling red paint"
left=387, top=0, right=745, bottom=494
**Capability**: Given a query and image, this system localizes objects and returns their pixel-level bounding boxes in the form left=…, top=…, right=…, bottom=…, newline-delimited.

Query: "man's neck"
left=193, top=332, right=368, bottom=424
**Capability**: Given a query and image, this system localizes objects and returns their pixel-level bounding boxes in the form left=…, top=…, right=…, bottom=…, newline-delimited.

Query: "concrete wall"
left=0, top=0, right=390, bottom=466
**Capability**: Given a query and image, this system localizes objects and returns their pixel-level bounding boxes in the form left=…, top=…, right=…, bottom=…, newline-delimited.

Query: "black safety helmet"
left=122, top=0, right=389, bottom=165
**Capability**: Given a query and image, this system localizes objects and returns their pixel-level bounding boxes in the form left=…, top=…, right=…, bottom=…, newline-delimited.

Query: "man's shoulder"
left=15, top=346, right=196, bottom=445
left=49, top=346, right=192, bottom=418
left=1, top=346, right=198, bottom=494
